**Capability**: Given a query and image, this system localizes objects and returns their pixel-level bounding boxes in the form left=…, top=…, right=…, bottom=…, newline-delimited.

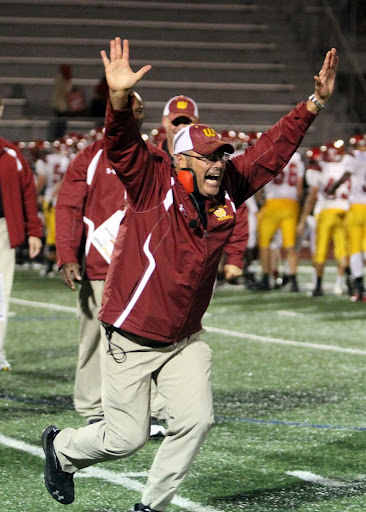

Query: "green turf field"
left=1, top=265, right=366, bottom=512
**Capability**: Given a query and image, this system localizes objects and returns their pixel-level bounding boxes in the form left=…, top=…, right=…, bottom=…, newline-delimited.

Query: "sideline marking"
left=10, top=297, right=77, bottom=313
left=0, top=433, right=225, bottom=512
left=277, top=310, right=304, bottom=318
left=287, top=470, right=349, bottom=487
left=204, top=326, right=366, bottom=356
left=10, top=298, right=366, bottom=356
left=215, top=415, right=366, bottom=432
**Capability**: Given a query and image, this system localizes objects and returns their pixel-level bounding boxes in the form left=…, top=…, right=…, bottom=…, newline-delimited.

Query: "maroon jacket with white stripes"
left=56, top=138, right=168, bottom=280
left=100, top=101, right=316, bottom=343
left=0, top=137, right=43, bottom=247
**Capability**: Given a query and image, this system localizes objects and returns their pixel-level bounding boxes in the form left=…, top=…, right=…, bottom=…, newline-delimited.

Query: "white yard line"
left=10, top=297, right=77, bottom=313
left=276, top=310, right=305, bottom=318
left=286, top=470, right=349, bottom=487
left=10, top=297, right=366, bottom=356
left=0, top=433, right=225, bottom=512
left=204, top=326, right=366, bottom=356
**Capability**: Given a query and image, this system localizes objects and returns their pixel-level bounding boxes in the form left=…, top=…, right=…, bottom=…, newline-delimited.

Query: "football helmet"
left=349, top=133, right=366, bottom=149
left=321, top=140, right=345, bottom=162
left=306, top=146, right=322, bottom=162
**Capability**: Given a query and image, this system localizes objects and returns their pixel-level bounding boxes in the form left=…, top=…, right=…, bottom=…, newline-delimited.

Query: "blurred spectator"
left=67, top=85, right=87, bottom=116
left=49, top=64, right=72, bottom=140
left=51, top=64, right=72, bottom=116
left=89, top=75, right=108, bottom=117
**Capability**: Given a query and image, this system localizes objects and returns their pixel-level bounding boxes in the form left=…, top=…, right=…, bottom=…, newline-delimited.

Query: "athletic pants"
left=55, top=328, right=214, bottom=511
left=74, top=279, right=105, bottom=422
left=74, top=280, right=170, bottom=423
left=0, top=218, right=15, bottom=361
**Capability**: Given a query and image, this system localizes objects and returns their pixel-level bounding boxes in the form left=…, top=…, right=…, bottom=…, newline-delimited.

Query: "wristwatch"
left=308, top=94, right=325, bottom=111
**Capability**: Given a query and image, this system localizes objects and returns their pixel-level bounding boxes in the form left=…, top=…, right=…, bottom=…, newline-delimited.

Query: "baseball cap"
left=163, top=95, right=199, bottom=122
left=129, top=90, right=143, bottom=106
left=173, top=124, right=234, bottom=156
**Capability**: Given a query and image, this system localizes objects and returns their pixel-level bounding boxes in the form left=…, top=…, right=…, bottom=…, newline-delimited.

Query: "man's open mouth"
left=205, top=174, right=220, bottom=181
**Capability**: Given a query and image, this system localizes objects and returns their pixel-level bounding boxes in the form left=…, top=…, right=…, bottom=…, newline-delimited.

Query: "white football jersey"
left=306, top=155, right=354, bottom=213
left=264, top=152, right=304, bottom=200
left=36, top=152, right=70, bottom=205
left=245, top=195, right=258, bottom=214
left=348, top=150, right=366, bottom=204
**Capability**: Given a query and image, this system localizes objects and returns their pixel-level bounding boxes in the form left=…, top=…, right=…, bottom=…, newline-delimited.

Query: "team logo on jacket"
left=210, top=205, right=233, bottom=222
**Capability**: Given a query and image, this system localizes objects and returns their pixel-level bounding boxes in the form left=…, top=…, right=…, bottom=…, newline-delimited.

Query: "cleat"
left=149, top=417, right=166, bottom=439
left=311, top=288, right=324, bottom=297
left=274, top=277, right=283, bottom=289
left=290, top=281, right=300, bottom=292
left=333, top=285, right=343, bottom=296
left=0, top=358, right=11, bottom=371
left=247, top=275, right=271, bottom=291
left=350, top=292, right=366, bottom=303
left=281, top=274, right=290, bottom=287
left=41, top=425, right=75, bottom=504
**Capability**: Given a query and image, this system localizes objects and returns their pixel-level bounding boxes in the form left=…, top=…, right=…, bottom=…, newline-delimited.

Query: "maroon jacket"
left=100, top=102, right=316, bottom=343
left=56, top=138, right=169, bottom=280
left=157, top=135, right=249, bottom=268
left=0, top=137, right=43, bottom=247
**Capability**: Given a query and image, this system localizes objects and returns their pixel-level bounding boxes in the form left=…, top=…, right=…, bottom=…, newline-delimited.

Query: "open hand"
left=100, top=38, right=151, bottom=109
left=314, top=48, right=338, bottom=103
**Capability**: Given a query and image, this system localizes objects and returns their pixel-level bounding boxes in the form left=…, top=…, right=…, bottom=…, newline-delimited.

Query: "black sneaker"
left=247, top=276, right=271, bottom=291
left=289, top=276, right=300, bottom=292
left=134, top=503, right=160, bottom=512
left=311, top=288, right=324, bottom=297
left=41, top=425, right=75, bottom=504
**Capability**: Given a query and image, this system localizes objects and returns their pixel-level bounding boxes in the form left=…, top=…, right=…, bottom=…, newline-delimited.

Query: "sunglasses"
left=171, top=116, right=192, bottom=126
left=180, top=152, right=231, bottom=165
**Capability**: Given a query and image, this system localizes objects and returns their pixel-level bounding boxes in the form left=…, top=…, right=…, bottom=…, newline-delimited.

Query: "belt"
left=102, top=323, right=174, bottom=348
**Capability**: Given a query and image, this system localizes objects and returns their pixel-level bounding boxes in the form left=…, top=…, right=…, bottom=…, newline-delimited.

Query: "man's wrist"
left=308, top=94, right=325, bottom=111
left=109, top=89, right=130, bottom=110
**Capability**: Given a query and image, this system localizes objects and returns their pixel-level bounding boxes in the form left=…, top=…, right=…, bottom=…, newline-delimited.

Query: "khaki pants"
left=0, top=218, right=15, bottom=361
left=74, top=279, right=169, bottom=423
left=55, top=329, right=214, bottom=511
left=74, top=279, right=105, bottom=422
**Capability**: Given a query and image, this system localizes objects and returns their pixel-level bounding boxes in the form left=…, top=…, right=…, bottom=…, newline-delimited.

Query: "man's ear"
left=162, top=116, right=169, bottom=129
left=175, top=153, right=186, bottom=169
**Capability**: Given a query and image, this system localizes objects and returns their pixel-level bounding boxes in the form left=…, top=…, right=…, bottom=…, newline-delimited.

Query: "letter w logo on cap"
left=177, top=101, right=188, bottom=109
left=203, top=128, right=216, bottom=137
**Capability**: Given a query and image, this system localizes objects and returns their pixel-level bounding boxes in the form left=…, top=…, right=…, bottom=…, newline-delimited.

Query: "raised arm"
left=306, top=48, right=338, bottom=113
left=100, top=38, right=151, bottom=110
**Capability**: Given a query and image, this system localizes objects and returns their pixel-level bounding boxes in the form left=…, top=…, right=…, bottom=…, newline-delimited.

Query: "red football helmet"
left=65, top=131, right=88, bottom=151
left=89, top=126, right=105, bottom=142
left=220, top=129, right=237, bottom=142
left=349, top=133, right=366, bottom=148
left=306, top=146, right=322, bottom=162
left=239, top=130, right=262, bottom=147
left=150, top=126, right=166, bottom=145
left=28, top=139, right=51, bottom=161
left=220, top=129, right=243, bottom=150
left=321, top=140, right=345, bottom=162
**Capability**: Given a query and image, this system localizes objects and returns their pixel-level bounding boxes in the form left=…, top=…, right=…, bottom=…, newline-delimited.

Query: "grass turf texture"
left=1, top=266, right=366, bottom=511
